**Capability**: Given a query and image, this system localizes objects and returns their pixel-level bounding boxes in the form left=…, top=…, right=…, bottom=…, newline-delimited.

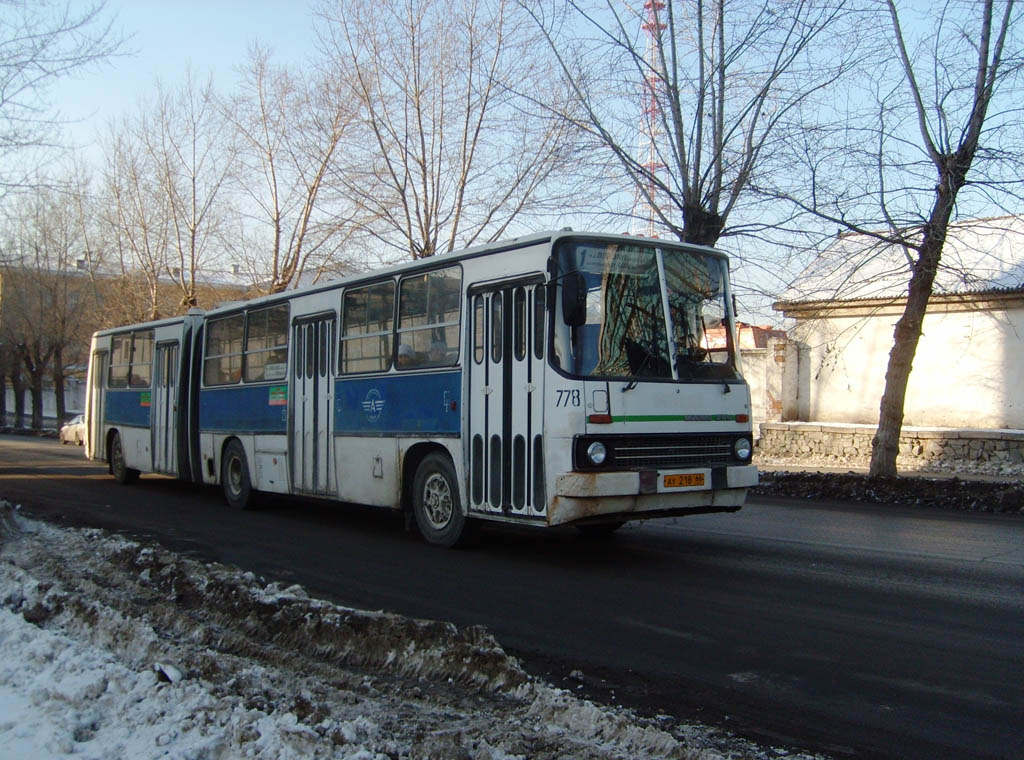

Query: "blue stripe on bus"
left=336, top=372, right=461, bottom=435
left=105, top=390, right=151, bottom=427
left=199, top=384, right=289, bottom=433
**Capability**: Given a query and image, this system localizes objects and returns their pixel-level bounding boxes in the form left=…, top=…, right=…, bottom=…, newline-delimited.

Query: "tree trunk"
left=20, top=342, right=51, bottom=431
left=29, top=371, right=44, bottom=430
left=869, top=182, right=958, bottom=476
left=52, top=345, right=66, bottom=422
left=11, top=367, right=25, bottom=429
left=0, top=353, right=7, bottom=426
left=682, top=203, right=725, bottom=247
left=868, top=250, right=938, bottom=476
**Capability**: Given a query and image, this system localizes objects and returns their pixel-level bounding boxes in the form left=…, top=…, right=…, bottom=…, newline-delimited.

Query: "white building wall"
left=788, top=304, right=1024, bottom=429
left=3, top=379, right=86, bottom=423
left=740, top=339, right=786, bottom=437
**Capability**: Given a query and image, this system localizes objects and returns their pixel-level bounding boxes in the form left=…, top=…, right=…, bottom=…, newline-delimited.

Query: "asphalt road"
left=3, top=434, right=1022, bottom=760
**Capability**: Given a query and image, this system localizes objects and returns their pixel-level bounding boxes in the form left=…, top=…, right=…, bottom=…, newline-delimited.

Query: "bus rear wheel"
left=110, top=432, right=139, bottom=484
left=222, top=440, right=254, bottom=510
left=412, top=453, right=470, bottom=548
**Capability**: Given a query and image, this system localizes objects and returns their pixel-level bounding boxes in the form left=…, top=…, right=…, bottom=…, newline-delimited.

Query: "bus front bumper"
left=549, top=465, right=758, bottom=526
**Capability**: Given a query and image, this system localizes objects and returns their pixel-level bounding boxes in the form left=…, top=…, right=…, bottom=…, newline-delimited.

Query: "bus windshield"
left=557, top=239, right=738, bottom=381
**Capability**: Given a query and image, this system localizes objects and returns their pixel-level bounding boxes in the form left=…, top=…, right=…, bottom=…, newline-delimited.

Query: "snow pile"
left=0, top=501, right=826, bottom=759
left=0, top=606, right=376, bottom=759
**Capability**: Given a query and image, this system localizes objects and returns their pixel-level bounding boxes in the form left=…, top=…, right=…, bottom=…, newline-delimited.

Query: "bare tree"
left=0, top=345, right=23, bottom=426
left=316, top=0, right=576, bottom=260
left=774, top=0, right=1023, bottom=476
left=225, top=45, right=359, bottom=293
left=152, top=73, right=235, bottom=309
left=0, top=1, right=121, bottom=195
left=50, top=170, right=104, bottom=418
left=867, top=1, right=1021, bottom=476
left=0, top=180, right=96, bottom=427
left=102, top=114, right=172, bottom=321
left=101, top=73, right=234, bottom=316
left=1, top=204, right=57, bottom=429
left=521, top=0, right=857, bottom=248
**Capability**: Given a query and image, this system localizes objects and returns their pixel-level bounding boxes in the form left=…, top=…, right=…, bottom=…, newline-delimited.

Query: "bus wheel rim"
left=228, top=457, right=242, bottom=495
left=112, top=438, right=124, bottom=476
left=422, top=473, right=452, bottom=530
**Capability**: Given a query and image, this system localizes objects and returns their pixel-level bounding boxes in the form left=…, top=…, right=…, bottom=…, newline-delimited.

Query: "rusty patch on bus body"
left=548, top=492, right=620, bottom=525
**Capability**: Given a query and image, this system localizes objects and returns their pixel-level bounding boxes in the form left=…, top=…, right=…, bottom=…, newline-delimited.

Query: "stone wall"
left=757, top=421, right=1024, bottom=477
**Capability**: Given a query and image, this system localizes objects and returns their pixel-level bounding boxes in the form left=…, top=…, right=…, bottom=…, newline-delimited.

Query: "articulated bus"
left=85, top=231, right=758, bottom=546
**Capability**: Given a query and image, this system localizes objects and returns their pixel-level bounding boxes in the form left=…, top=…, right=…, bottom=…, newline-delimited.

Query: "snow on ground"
left=0, top=501, right=827, bottom=760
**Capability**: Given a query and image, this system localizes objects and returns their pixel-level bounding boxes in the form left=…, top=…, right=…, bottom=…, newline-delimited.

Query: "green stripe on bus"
left=610, top=414, right=737, bottom=422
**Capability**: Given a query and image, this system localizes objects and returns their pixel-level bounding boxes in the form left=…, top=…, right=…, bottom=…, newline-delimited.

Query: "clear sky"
left=52, top=0, right=319, bottom=151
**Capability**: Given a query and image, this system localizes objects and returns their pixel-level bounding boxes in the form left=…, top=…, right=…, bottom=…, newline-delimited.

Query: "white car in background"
left=59, top=414, right=85, bottom=445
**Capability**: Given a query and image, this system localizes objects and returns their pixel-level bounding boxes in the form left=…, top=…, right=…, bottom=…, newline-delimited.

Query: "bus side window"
left=340, top=281, right=395, bottom=374
left=397, top=266, right=461, bottom=369
left=491, top=292, right=502, bottom=364
left=130, top=330, right=154, bottom=388
left=533, top=285, right=545, bottom=360
left=319, top=321, right=328, bottom=377
left=305, top=324, right=315, bottom=378
left=244, top=304, right=288, bottom=382
left=514, top=287, right=526, bottom=361
left=473, top=295, right=484, bottom=364
left=108, top=334, right=131, bottom=388
left=204, top=314, right=244, bottom=385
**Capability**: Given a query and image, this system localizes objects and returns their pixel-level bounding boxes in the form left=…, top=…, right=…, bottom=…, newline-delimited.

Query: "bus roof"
left=92, top=313, right=199, bottom=338
left=96, top=231, right=729, bottom=329
left=198, top=230, right=727, bottom=319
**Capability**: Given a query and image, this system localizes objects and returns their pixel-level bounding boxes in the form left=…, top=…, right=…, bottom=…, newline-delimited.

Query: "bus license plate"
left=663, top=473, right=705, bottom=488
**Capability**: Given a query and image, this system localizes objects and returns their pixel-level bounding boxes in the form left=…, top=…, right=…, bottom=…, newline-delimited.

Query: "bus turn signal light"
left=588, top=414, right=613, bottom=424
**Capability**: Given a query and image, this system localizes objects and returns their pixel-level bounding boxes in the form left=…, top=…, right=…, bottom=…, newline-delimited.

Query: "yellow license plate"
left=663, top=473, right=705, bottom=488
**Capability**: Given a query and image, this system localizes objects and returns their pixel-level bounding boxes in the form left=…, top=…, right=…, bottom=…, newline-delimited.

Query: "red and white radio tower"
left=632, top=0, right=666, bottom=238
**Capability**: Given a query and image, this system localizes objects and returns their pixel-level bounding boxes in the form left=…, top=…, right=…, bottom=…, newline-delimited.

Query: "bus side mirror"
left=562, top=273, right=587, bottom=326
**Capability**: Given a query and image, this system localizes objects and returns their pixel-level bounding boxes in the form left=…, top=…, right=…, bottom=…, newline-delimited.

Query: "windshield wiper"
left=622, top=365, right=644, bottom=392
left=622, top=338, right=667, bottom=391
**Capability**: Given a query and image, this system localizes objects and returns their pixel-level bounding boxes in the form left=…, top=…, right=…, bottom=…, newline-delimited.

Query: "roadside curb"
left=752, top=469, right=1024, bottom=514
left=0, top=427, right=58, bottom=440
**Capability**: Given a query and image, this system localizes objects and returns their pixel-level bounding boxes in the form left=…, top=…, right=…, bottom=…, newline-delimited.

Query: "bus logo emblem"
left=362, top=388, right=385, bottom=421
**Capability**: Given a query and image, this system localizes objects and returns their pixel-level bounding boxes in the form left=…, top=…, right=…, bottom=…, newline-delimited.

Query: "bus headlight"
left=586, top=441, right=607, bottom=465
left=734, top=437, right=752, bottom=461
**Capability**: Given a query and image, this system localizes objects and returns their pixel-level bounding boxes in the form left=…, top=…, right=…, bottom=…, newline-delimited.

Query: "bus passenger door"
left=466, top=282, right=546, bottom=518
left=291, top=316, right=334, bottom=496
left=151, top=342, right=178, bottom=474
left=85, top=350, right=107, bottom=461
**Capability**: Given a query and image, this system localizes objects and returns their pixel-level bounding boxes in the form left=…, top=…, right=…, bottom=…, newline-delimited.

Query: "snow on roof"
left=778, top=215, right=1024, bottom=305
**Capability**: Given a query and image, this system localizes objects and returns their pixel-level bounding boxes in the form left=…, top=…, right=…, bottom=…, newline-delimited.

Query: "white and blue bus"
left=85, top=231, right=757, bottom=546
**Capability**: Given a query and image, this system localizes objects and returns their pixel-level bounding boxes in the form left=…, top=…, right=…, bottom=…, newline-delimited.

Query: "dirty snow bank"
left=0, top=501, right=825, bottom=759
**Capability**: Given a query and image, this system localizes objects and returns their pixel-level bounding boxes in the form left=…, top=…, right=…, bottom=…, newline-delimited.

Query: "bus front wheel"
left=412, top=453, right=470, bottom=548
left=110, top=432, right=139, bottom=484
left=222, top=440, right=254, bottom=510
